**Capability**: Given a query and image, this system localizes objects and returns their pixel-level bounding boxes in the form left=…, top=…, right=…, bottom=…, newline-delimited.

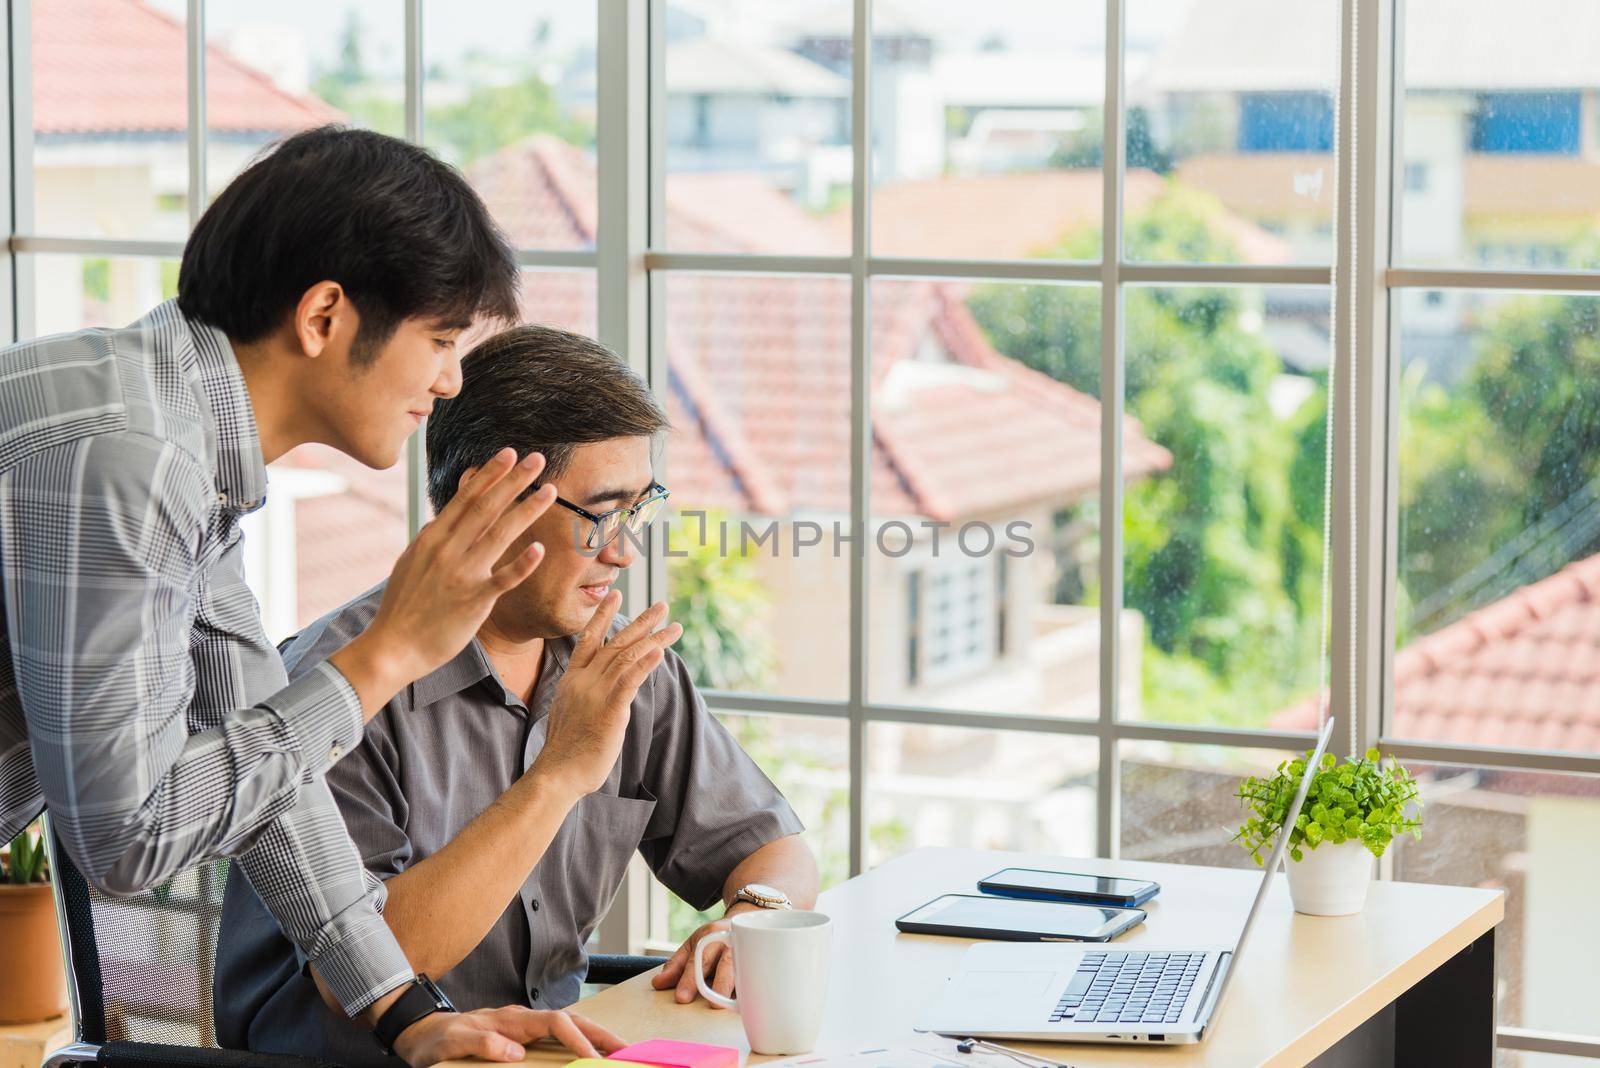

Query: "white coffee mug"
left=693, top=908, right=832, bottom=1055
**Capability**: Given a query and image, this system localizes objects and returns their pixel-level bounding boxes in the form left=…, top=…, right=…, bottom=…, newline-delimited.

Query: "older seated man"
left=215, top=325, right=818, bottom=1066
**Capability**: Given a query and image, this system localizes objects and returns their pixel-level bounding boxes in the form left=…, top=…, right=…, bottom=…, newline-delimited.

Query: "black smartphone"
left=977, top=867, right=1161, bottom=908
left=894, top=892, right=1145, bottom=942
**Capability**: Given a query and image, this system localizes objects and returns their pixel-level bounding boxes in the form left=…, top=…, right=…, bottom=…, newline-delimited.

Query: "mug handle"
left=693, top=930, right=738, bottom=1010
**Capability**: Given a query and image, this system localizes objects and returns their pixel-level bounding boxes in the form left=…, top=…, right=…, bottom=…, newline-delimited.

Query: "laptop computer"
left=915, top=718, right=1336, bottom=1046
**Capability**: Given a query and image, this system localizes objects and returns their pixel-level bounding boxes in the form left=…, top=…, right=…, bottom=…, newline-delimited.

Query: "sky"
left=150, top=0, right=1215, bottom=87
left=152, top=0, right=588, bottom=79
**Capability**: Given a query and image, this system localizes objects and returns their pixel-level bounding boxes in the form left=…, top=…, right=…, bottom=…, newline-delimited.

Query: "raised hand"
left=533, top=590, right=683, bottom=798
left=334, top=448, right=558, bottom=715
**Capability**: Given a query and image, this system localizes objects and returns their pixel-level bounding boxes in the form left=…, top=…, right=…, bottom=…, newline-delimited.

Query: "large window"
left=13, top=2, right=1600, bottom=1060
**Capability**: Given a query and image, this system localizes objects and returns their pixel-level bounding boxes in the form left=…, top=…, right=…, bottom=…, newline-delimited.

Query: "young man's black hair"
left=178, top=124, right=518, bottom=359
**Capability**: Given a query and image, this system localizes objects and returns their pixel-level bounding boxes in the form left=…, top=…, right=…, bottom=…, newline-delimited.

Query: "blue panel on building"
left=1472, top=92, right=1581, bottom=154
left=1238, top=92, right=1334, bottom=152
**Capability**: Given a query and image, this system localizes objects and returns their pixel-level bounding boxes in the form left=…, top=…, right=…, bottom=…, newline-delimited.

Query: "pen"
left=954, top=1036, right=1074, bottom=1068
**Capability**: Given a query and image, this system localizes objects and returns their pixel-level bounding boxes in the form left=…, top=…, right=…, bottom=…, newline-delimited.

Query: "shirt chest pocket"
left=544, top=791, right=657, bottom=935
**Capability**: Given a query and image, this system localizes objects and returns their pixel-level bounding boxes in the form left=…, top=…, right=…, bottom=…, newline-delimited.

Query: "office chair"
left=41, top=820, right=660, bottom=1067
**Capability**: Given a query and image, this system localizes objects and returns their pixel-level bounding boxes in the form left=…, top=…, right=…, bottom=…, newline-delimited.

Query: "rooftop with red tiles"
left=34, top=0, right=339, bottom=137
left=466, top=136, right=1171, bottom=520
left=1274, top=554, right=1600, bottom=753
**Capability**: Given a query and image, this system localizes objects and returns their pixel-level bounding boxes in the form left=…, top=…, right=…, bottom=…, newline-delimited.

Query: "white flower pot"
left=1285, top=839, right=1373, bottom=916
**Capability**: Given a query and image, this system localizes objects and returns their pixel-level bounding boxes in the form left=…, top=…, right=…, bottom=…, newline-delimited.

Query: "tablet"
left=894, top=892, right=1145, bottom=942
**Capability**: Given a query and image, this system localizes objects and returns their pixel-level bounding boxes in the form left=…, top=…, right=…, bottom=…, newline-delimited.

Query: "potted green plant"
left=1232, top=748, right=1423, bottom=916
left=0, top=823, right=68, bottom=1023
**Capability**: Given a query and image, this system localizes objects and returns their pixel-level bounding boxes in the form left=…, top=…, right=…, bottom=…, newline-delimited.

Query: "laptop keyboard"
left=1049, top=951, right=1205, bottom=1026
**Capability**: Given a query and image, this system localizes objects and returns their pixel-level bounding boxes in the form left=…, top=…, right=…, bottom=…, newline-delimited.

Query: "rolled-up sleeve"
left=636, top=651, right=805, bottom=911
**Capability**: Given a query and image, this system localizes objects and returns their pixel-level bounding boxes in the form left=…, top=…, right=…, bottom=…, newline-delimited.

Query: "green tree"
left=665, top=512, right=776, bottom=693
left=968, top=183, right=1327, bottom=725
left=424, top=74, right=593, bottom=167
left=1466, top=296, right=1600, bottom=519
left=1049, top=106, right=1172, bottom=174
left=310, top=11, right=402, bottom=134
left=1397, top=294, right=1600, bottom=637
left=308, top=19, right=595, bottom=161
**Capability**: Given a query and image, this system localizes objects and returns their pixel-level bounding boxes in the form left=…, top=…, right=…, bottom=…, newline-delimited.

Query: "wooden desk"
left=445, top=847, right=1504, bottom=1068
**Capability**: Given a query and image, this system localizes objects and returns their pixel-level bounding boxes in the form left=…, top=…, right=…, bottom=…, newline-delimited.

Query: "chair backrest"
left=47, top=821, right=229, bottom=1047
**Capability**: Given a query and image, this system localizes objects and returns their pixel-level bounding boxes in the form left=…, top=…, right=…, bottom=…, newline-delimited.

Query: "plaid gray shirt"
left=0, top=300, right=412, bottom=1014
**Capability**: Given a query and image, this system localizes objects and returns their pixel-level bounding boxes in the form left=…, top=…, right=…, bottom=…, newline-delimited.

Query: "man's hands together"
left=533, top=589, right=682, bottom=799
left=390, top=1004, right=625, bottom=1065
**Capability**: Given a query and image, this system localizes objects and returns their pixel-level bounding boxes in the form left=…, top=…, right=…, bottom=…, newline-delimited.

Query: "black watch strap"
left=374, top=974, right=456, bottom=1056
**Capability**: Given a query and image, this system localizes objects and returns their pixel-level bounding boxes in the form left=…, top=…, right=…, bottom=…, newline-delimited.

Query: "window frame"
left=8, top=0, right=1600, bottom=1056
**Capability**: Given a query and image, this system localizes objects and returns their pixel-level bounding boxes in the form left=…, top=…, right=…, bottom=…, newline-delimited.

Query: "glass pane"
left=257, top=444, right=408, bottom=641
left=663, top=274, right=850, bottom=700
left=868, top=2, right=1104, bottom=260
left=664, top=6, right=850, bottom=253
left=1390, top=291, right=1600, bottom=754
left=1126, top=0, right=1338, bottom=264
left=28, top=254, right=179, bottom=337
left=1398, top=3, right=1600, bottom=269
left=508, top=268, right=597, bottom=344
left=1119, top=741, right=1316, bottom=869
left=866, top=723, right=1095, bottom=868
left=867, top=280, right=1106, bottom=718
left=657, top=711, right=848, bottom=944
left=32, top=1, right=191, bottom=239
left=1124, top=286, right=1329, bottom=726
left=203, top=2, right=395, bottom=202
left=1501, top=1054, right=1600, bottom=1068
left=424, top=0, right=598, bottom=250
left=1393, top=763, right=1600, bottom=1040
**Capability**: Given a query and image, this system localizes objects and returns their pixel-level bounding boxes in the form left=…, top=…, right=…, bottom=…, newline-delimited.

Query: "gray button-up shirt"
left=0, top=300, right=410, bottom=1013
left=215, top=582, right=804, bottom=1067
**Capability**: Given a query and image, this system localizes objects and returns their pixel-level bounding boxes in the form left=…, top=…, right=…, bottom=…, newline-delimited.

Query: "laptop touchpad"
left=954, top=969, right=1055, bottom=1005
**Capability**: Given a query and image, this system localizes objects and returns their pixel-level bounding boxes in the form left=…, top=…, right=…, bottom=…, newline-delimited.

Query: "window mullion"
left=185, top=0, right=205, bottom=228
left=845, top=0, right=871, bottom=879
left=644, top=0, right=667, bottom=611
left=1096, top=0, right=1126, bottom=860
left=2, top=0, right=25, bottom=344
left=592, top=0, right=652, bottom=955
left=1355, top=0, right=1395, bottom=763
left=1329, top=0, right=1394, bottom=762
left=404, top=0, right=426, bottom=540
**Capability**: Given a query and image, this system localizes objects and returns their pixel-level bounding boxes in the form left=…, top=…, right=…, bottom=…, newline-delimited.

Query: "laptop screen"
left=1208, top=718, right=1337, bottom=1015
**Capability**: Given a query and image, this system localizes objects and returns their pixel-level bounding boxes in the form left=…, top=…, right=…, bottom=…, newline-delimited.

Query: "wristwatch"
left=733, top=883, right=793, bottom=910
left=373, top=974, right=457, bottom=1056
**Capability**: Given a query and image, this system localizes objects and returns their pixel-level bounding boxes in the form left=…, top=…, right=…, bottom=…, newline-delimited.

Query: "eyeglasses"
left=551, top=482, right=670, bottom=551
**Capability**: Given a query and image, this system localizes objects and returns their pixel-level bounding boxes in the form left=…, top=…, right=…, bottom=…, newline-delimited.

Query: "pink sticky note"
left=608, top=1039, right=740, bottom=1068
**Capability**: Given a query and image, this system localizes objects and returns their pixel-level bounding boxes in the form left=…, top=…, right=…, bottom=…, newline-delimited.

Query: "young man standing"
left=213, top=326, right=818, bottom=1066
left=0, top=127, right=643, bottom=1064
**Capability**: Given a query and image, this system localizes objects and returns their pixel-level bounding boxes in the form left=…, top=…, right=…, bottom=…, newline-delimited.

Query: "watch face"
left=741, top=883, right=791, bottom=908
